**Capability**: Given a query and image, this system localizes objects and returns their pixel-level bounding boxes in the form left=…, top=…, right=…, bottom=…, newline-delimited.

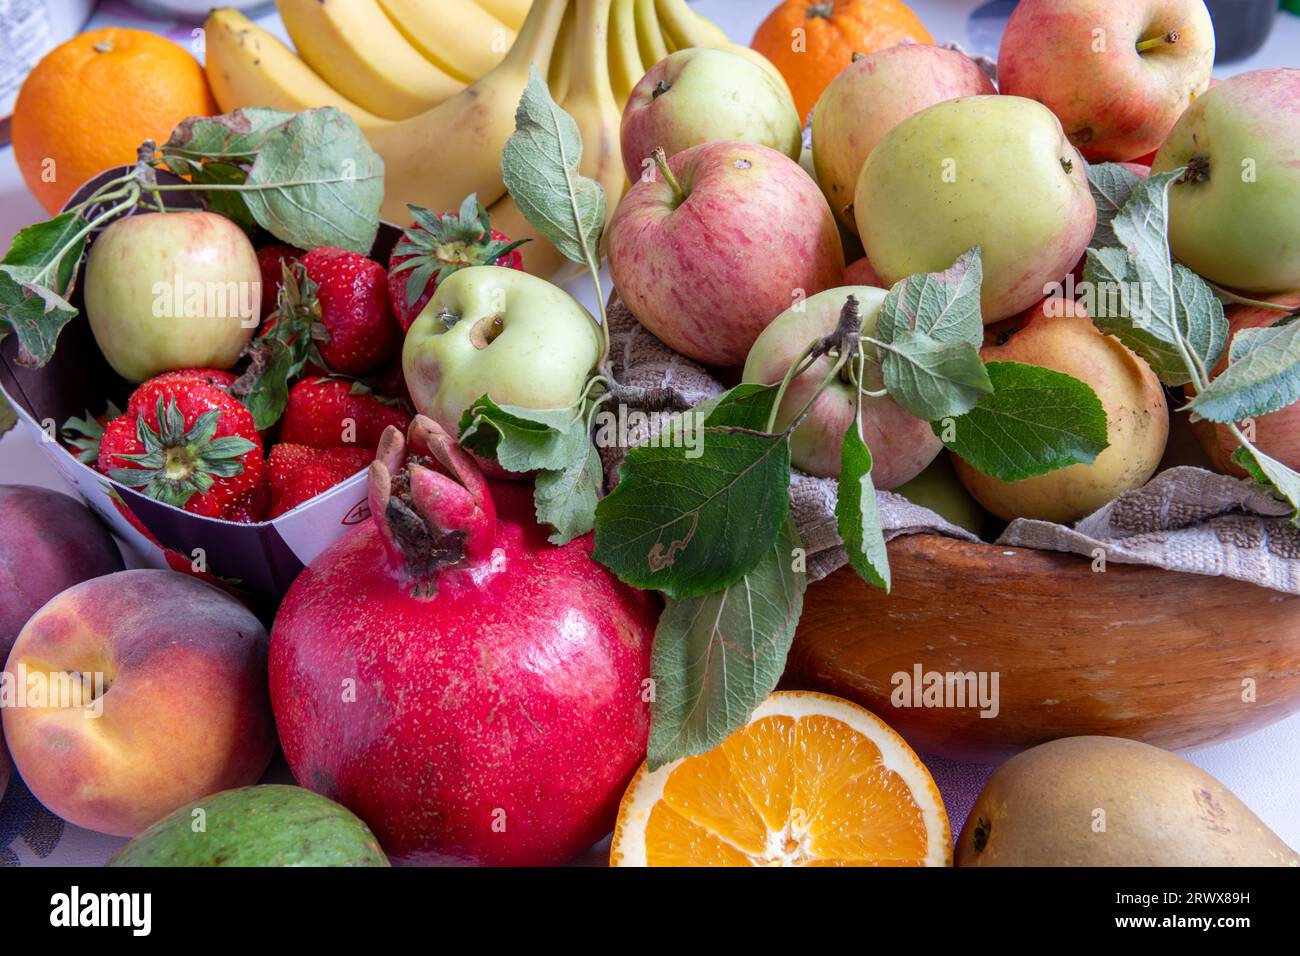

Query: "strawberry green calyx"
left=62, top=400, right=122, bottom=463
left=108, top=396, right=256, bottom=507
left=390, top=194, right=528, bottom=314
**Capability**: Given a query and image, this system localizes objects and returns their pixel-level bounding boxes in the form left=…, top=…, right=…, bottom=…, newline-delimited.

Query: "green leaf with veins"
left=1084, top=170, right=1227, bottom=385
left=457, top=397, right=589, bottom=473
left=935, top=361, right=1109, bottom=482
left=880, top=328, right=992, bottom=422
left=1233, top=445, right=1300, bottom=527
left=877, top=246, right=984, bottom=348
left=836, top=426, right=889, bottom=591
left=535, top=442, right=602, bottom=545
left=1188, top=320, right=1300, bottom=424
left=190, top=161, right=257, bottom=235
left=0, top=269, right=77, bottom=367
left=593, top=385, right=787, bottom=599
left=646, top=519, right=805, bottom=769
left=238, top=108, right=384, bottom=254
left=161, top=108, right=292, bottom=163
left=1085, top=162, right=1144, bottom=250
left=501, top=67, right=605, bottom=268
left=3, top=212, right=86, bottom=296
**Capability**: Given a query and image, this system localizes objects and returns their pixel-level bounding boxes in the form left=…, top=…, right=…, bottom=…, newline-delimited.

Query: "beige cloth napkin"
left=603, top=297, right=1300, bottom=594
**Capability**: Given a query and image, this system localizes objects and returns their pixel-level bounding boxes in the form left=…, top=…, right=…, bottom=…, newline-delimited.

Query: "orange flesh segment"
left=649, top=714, right=932, bottom=866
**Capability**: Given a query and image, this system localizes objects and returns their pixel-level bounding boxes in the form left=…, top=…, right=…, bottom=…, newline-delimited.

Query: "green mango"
left=109, top=785, right=388, bottom=867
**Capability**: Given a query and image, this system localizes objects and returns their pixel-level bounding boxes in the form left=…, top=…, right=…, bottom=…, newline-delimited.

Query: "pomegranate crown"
left=368, top=416, right=496, bottom=584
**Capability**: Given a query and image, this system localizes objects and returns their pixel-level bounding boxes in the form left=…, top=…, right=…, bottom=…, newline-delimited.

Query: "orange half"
left=610, top=691, right=951, bottom=867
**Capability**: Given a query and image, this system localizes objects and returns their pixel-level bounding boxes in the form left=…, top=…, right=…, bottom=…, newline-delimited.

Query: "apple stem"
left=653, top=148, right=686, bottom=206
left=1135, top=30, right=1179, bottom=54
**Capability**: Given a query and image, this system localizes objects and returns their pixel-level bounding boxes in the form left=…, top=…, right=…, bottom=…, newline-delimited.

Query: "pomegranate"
left=269, top=417, right=658, bottom=866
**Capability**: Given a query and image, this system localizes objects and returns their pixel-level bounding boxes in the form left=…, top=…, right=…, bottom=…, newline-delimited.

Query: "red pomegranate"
left=269, top=417, right=657, bottom=865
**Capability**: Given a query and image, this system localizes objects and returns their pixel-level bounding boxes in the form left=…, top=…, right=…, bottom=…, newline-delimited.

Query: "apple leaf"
left=646, top=518, right=805, bottom=769
left=593, top=384, right=788, bottom=599
left=534, top=442, right=602, bottom=545
left=879, top=328, right=992, bottom=422
left=502, top=67, right=605, bottom=269
left=1085, top=162, right=1144, bottom=250
left=1187, top=320, right=1300, bottom=424
left=0, top=268, right=78, bottom=368
left=1083, top=170, right=1227, bottom=387
left=936, top=361, right=1109, bottom=482
left=190, top=161, right=258, bottom=236
left=238, top=109, right=384, bottom=254
left=877, top=247, right=984, bottom=348
left=1233, top=446, right=1300, bottom=528
left=3, top=211, right=86, bottom=297
left=161, top=108, right=294, bottom=164
left=457, top=397, right=589, bottom=473
left=836, top=426, right=889, bottom=591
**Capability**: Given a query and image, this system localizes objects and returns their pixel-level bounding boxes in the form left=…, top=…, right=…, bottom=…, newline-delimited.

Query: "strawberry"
left=63, top=400, right=123, bottom=464
left=298, top=246, right=400, bottom=376
left=97, top=377, right=268, bottom=523
left=268, top=443, right=374, bottom=518
left=127, top=368, right=239, bottom=412
left=256, top=243, right=302, bottom=323
left=388, top=194, right=527, bottom=331
left=280, top=376, right=412, bottom=450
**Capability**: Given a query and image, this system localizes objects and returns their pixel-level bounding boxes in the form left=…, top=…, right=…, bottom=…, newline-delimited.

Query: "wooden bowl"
left=788, top=535, right=1300, bottom=762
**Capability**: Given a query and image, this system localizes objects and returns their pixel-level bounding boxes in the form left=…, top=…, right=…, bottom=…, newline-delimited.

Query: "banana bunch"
left=204, top=0, right=774, bottom=276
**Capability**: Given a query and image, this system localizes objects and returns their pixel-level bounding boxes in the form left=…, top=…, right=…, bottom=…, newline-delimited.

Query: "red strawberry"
left=388, top=194, right=527, bottom=331
left=268, top=443, right=374, bottom=518
left=127, top=368, right=239, bottom=412
left=280, top=376, right=412, bottom=450
left=256, top=243, right=302, bottom=322
left=298, top=246, right=400, bottom=375
left=97, top=377, right=268, bottom=523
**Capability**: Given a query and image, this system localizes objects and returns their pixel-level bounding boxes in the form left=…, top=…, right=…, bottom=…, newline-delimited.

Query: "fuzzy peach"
left=1, top=570, right=274, bottom=836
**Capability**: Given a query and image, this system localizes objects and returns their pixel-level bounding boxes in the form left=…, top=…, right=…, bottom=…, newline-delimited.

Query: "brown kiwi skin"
left=956, top=736, right=1299, bottom=867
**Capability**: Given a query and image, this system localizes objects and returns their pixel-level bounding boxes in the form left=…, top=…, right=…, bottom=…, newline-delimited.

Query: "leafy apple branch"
left=0, top=107, right=383, bottom=369
left=1084, top=163, right=1300, bottom=524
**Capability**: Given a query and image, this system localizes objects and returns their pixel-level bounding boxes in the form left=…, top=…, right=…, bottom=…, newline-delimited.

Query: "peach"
left=1, top=569, right=274, bottom=836
left=0, top=485, right=123, bottom=662
left=953, top=299, right=1169, bottom=523
left=1187, top=291, right=1300, bottom=478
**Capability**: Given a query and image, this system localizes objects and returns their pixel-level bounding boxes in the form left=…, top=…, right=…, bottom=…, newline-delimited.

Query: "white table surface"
left=1, top=0, right=1297, bottom=863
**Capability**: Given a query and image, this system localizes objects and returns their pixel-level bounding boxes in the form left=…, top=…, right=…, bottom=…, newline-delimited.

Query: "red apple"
left=997, top=0, right=1215, bottom=162
left=1187, top=290, right=1300, bottom=478
left=845, top=256, right=883, bottom=288
left=607, top=141, right=844, bottom=366
left=2, top=569, right=275, bottom=836
left=812, top=43, right=995, bottom=234
left=742, top=287, right=942, bottom=486
left=952, top=298, right=1169, bottom=522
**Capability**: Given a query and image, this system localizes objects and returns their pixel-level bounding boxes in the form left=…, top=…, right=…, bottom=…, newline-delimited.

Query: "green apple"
left=83, top=211, right=261, bottom=383
left=741, top=287, right=942, bottom=488
left=893, top=455, right=988, bottom=537
left=402, top=266, right=601, bottom=439
left=1155, top=68, right=1300, bottom=293
left=620, top=47, right=802, bottom=183
left=813, top=43, right=995, bottom=233
left=855, top=95, right=1096, bottom=323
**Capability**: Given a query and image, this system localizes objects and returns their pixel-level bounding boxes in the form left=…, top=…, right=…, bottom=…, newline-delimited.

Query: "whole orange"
left=12, top=28, right=217, bottom=214
left=751, top=0, right=933, bottom=121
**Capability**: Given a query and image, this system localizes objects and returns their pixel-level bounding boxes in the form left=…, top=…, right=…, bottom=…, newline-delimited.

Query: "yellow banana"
left=376, top=0, right=515, bottom=82
left=632, top=0, right=669, bottom=70
left=655, top=0, right=728, bottom=48
left=371, top=0, right=569, bottom=223
left=276, top=0, right=465, bottom=120
left=548, top=0, right=577, bottom=105
left=492, top=0, right=625, bottom=281
left=475, top=0, right=532, bottom=32
left=203, top=8, right=385, bottom=130
left=609, top=0, right=646, bottom=107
